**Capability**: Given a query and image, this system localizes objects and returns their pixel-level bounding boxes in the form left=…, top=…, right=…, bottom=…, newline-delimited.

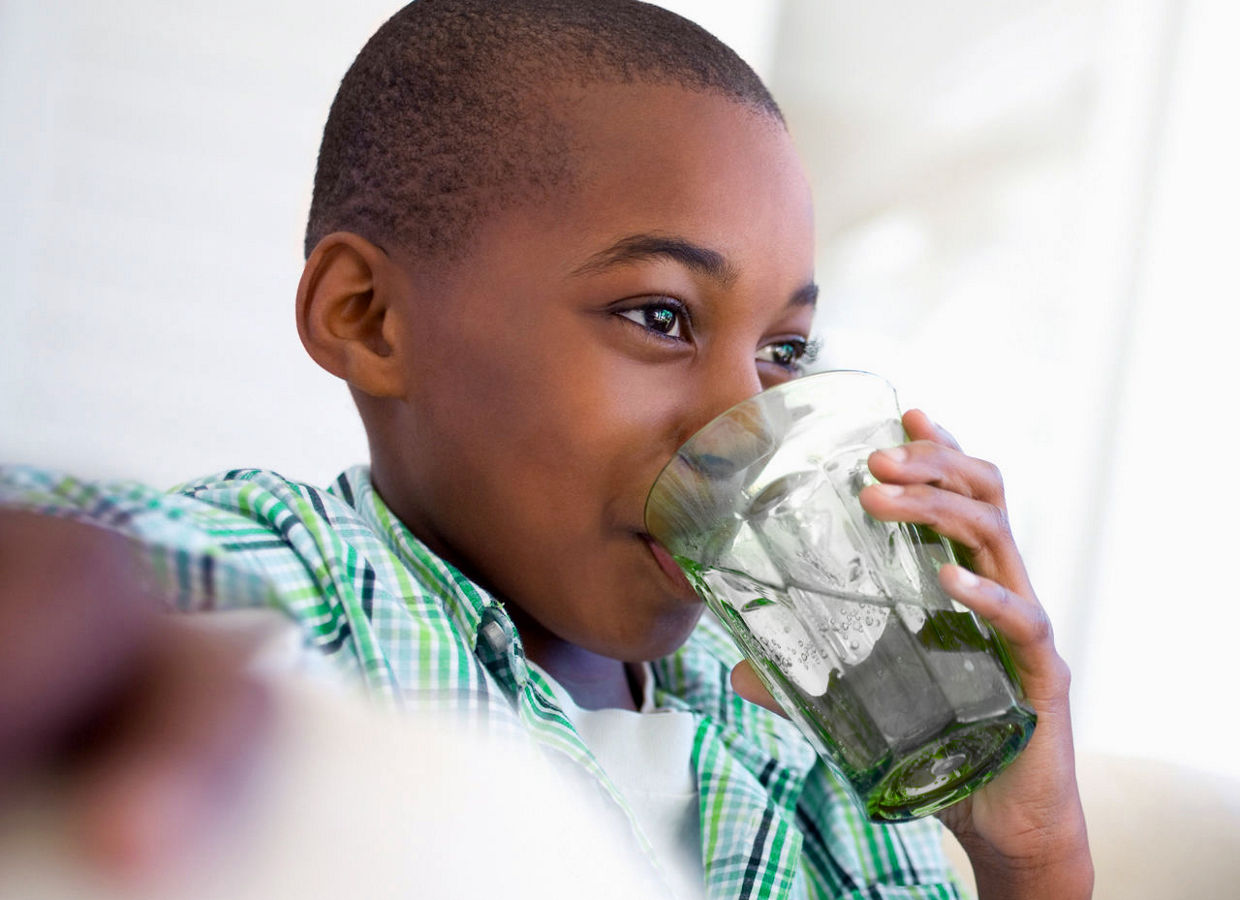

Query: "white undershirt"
left=528, top=661, right=705, bottom=900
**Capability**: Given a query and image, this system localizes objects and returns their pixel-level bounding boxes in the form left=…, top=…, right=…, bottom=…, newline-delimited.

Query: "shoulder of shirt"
left=0, top=463, right=390, bottom=603
left=0, top=463, right=270, bottom=541
left=0, top=462, right=355, bottom=521
left=171, top=466, right=362, bottom=515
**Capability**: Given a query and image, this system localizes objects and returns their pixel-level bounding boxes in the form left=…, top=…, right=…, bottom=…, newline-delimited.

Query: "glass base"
left=865, top=712, right=1036, bottom=821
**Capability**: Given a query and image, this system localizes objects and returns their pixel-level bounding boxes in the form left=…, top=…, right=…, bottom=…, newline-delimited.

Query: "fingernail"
left=872, top=483, right=904, bottom=497
left=876, top=447, right=908, bottom=464
left=954, top=567, right=979, bottom=588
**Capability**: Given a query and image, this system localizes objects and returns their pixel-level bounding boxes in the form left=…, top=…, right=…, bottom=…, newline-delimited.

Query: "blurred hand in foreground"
left=0, top=511, right=270, bottom=877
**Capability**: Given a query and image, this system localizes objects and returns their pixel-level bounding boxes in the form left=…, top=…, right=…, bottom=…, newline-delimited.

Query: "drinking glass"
left=645, top=370, right=1035, bottom=821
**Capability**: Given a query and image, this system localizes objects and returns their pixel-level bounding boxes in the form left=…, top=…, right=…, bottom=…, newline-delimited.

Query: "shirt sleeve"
left=0, top=464, right=279, bottom=613
left=0, top=465, right=410, bottom=698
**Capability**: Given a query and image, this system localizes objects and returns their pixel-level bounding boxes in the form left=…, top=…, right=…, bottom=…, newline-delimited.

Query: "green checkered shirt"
left=1, top=464, right=962, bottom=900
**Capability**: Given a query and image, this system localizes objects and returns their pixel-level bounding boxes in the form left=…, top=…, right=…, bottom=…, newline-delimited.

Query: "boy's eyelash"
left=761, top=336, right=820, bottom=371
left=615, top=297, right=692, bottom=341
left=615, top=301, right=820, bottom=372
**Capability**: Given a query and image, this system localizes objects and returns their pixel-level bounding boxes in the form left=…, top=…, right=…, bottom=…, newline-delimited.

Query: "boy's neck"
left=365, top=467, right=646, bottom=711
left=506, top=605, right=642, bottom=711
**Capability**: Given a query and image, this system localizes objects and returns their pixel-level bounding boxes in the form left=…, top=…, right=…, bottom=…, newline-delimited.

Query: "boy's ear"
left=296, top=232, right=405, bottom=399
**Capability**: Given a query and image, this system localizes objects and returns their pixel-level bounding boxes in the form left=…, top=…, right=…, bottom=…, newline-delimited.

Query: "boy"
left=0, top=1, right=1091, bottom=897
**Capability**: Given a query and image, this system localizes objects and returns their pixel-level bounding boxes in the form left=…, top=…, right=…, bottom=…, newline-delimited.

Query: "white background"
left=2, top=0, right=1237, bottom=780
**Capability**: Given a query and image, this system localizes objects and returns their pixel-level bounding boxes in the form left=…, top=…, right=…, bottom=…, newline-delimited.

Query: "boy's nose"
left=649, top=363, right=782, bottom=546
left=673, top=360, right=766, bottom=453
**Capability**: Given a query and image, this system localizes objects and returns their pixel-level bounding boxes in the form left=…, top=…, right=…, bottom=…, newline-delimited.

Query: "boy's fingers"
left=859, top=483, right=1030, bottom=590
left=938, top=565, right=1069, bottom=698
left=901, top=409, right=961, bottom=451
left=938, top=565, right=1046, bottom=648
left=867, top=441, right=1006, bottom=507
left=0, top=513, right=156, bottom=782
left=72, top=621, right=273, bottom=877
left=0, top=513, right=272, bottom=878
left=730, top=661, right=788, bottom=718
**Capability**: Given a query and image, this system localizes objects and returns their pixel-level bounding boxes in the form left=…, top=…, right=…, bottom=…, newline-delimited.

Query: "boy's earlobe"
left=296, top=233, right=405, bottom=399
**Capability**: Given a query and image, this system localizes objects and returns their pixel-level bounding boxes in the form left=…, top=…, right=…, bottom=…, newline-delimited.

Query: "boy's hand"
left=730, top=410, right=1093, bottom=899
left=0, top=511, right=270, bottom=878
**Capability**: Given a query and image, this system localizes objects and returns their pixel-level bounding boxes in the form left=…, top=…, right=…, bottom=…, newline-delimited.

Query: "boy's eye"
left=616, top=300, right=687, bottom=339
left=756, top=337, right=815, bottom=371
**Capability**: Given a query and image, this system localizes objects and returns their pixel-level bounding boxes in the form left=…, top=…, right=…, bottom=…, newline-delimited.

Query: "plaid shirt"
left=1, top=464, right=962, bottom=900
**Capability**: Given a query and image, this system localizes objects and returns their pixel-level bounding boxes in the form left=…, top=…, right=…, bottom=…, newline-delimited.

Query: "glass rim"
left=643, top=368, right=898, bottom=528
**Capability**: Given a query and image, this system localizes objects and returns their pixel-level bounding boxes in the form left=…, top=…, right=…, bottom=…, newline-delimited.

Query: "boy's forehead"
left=391, top=83, right=808, bottom=279
left=573, top=85, right=806, bottom=228
left=547, top=81, right=803, bottom=220
left=406, top=84, right=818, bottom=308
left=564, top=79, right=786, bottom=154
left=388, top=81, right=810, bottom=296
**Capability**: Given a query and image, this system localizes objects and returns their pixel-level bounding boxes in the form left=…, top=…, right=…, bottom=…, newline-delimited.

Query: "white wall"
left=0, top=0, right=394, bottom=487
left=1080, top=0, right=1240, bottom=773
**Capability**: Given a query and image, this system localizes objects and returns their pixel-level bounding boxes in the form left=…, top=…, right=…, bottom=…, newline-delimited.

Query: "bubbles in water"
left=739, top=598, right=833, bottom=696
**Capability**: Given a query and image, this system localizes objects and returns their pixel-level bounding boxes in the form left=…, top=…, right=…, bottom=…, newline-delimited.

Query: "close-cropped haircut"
left=304, top=0, right=782, bottom=263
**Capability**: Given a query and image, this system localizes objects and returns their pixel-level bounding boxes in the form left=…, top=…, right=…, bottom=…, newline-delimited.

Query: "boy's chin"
left=611, top=599, right=707, bottom=663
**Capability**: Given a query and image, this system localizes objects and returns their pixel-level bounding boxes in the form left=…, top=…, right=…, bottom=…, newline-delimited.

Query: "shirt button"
left=478, top=618, right=507, bottom=655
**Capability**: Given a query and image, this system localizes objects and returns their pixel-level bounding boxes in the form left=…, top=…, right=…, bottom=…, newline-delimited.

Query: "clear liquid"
left=683, top=560, right=1036, bottom=820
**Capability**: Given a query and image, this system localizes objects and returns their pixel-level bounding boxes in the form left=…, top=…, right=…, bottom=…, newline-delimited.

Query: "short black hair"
left=304, top=0, right=782, bottom=262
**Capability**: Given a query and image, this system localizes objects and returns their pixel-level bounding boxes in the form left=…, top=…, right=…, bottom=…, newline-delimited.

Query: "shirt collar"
left=334, top=466, right=522, bottom=665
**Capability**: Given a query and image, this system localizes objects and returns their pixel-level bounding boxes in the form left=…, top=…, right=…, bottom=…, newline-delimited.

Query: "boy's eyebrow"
left=789, top=282, right=819, bottom=309
left=573, top=232, right=818, bottom=309
left=572, top=233, right=739, bottom=285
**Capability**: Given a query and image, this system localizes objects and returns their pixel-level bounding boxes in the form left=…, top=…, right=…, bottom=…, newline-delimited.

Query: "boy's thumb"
left=730, top=662, right=788, bottom=718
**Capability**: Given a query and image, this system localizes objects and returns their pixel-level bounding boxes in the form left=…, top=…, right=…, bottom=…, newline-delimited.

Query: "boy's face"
left=376, top=83, right=815, bottom=662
